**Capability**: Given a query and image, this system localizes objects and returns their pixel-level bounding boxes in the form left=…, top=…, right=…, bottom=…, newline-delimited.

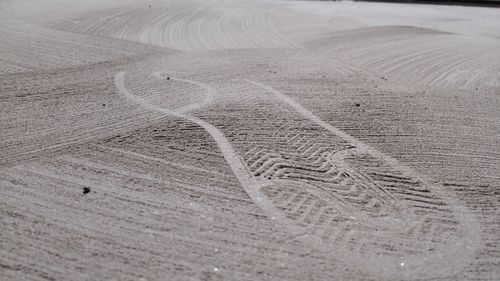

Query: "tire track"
left=115, top=70, right=480, bottom=279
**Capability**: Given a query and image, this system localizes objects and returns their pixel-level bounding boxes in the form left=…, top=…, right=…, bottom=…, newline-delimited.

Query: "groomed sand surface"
left=1, top=0, right=499, bottom=280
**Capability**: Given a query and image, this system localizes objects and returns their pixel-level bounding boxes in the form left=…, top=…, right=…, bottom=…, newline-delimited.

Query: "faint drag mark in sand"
left=115, top=72, right=480, bottom=279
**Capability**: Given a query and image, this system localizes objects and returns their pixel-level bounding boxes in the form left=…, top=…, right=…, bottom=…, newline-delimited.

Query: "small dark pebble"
left=102, top=104, right=106, bottom=106
left=83, top=187, right=91, bottom=194
left=355, top=103, right=361, bottom=107
left=167, top=77, right=170, bottom=80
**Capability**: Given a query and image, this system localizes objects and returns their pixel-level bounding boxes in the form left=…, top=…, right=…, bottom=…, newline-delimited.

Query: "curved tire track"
left=115, top=70, right=480, bottom=279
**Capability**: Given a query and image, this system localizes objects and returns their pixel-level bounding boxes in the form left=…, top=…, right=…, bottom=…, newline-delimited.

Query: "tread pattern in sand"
left=114, top=70, right=480, bottom=279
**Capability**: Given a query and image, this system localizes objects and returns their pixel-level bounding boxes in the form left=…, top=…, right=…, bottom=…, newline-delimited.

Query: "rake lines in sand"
left=54, top=3, right=301, bottom=51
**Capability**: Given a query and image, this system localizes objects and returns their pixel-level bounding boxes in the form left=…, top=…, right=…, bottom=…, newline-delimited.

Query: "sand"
left=1, top=0, right=499, bottom=280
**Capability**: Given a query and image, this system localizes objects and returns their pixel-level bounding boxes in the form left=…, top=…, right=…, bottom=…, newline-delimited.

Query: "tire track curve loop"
left=114, top=71, right=480, bottom=280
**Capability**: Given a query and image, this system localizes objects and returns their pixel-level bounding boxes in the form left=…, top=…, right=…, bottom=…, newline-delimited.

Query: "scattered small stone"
left=355, top=103, right=361, bottom=107
left=166, top=77, right=170, bottom=80
left=83, top=187, right=91, bottom=194
left=102, top=103, right=106, bottom=106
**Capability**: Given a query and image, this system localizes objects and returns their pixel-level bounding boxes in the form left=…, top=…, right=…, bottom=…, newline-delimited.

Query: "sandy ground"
left=1, top=0, right=499, bottom=280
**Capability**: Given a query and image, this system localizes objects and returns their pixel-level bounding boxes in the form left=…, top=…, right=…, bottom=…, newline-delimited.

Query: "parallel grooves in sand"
left=53, top=4, right=300, bottom=51
left=309, top=26, right=500, bottom=89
